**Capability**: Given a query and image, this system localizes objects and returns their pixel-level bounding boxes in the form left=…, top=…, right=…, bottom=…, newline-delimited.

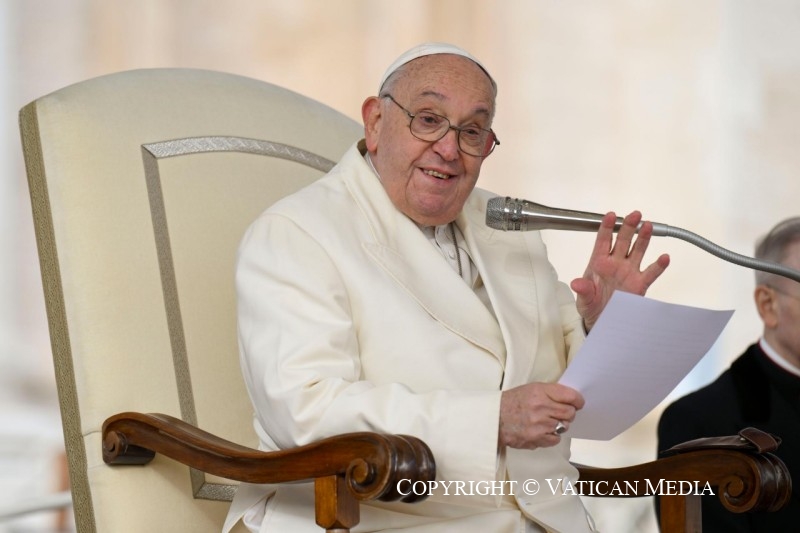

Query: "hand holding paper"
left=558, top=291, right=733, bottom=440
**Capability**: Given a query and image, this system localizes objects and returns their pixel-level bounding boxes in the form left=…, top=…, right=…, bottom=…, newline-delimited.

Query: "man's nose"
left=432, top=127, right=460, bottom=161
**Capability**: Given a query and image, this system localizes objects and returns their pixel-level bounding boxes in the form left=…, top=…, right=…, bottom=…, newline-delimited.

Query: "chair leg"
left=659, top=494, right=702, bottom=533
left=315, top=474, right=360, bottom=532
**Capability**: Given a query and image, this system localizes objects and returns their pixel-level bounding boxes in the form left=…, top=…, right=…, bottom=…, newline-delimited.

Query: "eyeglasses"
left=767, top=284, right=800, bottom=302
left=382, top=94, right=500, bottom=158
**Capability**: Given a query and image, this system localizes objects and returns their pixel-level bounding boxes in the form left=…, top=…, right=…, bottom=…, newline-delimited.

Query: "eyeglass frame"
left=765, top=283, right=800, bottom=302
left=380, top=93, right=500, bottom=158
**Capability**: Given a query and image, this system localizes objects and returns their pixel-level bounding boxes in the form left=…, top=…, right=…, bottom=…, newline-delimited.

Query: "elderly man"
left=658, top=217, right=800, bottom=532
left=226, top=43, right=669, bottom=533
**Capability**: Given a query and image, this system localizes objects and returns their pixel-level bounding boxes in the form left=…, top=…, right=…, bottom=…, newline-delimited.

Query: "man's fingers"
left=547, top=383, right=585, bottom=409
left=610, top=210, right=642, bottom=257
left=590, top=211, right=618, bottom=257
left=626, top=220, right=653, bottom=264
left=640, top=253, right=671, bottom=287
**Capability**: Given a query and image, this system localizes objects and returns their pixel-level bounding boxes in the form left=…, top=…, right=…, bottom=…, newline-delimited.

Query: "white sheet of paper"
left=558, top=291, right=733, bottom=441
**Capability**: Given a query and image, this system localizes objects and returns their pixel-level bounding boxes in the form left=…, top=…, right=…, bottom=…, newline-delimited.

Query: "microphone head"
left=486, top=196, right=609, bottom=232
left=485, top=196, right=511, bottom=230
left=486, top=196, right=662, bottom=234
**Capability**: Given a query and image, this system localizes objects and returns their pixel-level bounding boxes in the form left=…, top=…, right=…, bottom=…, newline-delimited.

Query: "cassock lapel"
left=364, top=238, right=506, bottom=361
left=458, top=192, right=540, bottom=389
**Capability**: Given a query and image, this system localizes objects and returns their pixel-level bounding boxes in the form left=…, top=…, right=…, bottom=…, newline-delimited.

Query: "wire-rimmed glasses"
left=382, top=94, right=499, bottom=157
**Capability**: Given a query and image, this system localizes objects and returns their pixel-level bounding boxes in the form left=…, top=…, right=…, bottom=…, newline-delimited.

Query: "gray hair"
left=754, top=217, right=800, bottom=286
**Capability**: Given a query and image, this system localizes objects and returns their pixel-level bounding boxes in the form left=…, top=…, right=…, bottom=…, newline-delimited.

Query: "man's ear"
left=755, top=285, right=779, bottom=329
left=362, top=96, right=382, bottom=152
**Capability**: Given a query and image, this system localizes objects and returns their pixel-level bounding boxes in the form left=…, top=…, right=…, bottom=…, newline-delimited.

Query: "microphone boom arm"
left=654, top=224, right=800, bottom=284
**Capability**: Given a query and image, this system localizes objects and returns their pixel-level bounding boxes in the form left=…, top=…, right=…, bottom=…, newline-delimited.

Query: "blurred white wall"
left=3, top=1, right=799, bottom=531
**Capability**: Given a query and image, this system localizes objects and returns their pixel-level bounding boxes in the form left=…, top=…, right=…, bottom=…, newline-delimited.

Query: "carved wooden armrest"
left=102, top=412, right=436, bottom=532
left=573, top=444, right=791, bottom=533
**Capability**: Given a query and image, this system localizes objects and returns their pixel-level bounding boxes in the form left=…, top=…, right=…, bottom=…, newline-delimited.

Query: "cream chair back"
left=20, top=68, right=361, bottom=533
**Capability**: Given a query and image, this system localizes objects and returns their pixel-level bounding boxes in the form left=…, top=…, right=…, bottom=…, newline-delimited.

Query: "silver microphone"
left=485, top=196, right=668, bottom=235
left=484, top=196, right=800, bottom=284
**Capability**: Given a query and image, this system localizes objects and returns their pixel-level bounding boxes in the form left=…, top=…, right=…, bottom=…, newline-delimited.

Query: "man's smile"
left=423, top=168, right=453, bottom=180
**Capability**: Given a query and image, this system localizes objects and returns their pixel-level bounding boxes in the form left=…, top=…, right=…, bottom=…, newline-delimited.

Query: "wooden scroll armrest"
left=573, top=445, right=791, bottom=533
left=102, top=412, right=436, bottom=532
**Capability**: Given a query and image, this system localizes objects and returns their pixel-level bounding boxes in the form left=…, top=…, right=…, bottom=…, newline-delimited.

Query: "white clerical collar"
left=364, top=153, right=381, bottom=181
left=759, top=337, right=800, bottom=377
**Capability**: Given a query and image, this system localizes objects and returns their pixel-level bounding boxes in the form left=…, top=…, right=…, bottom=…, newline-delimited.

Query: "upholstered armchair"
left=19, top=68, right=790, bottom=533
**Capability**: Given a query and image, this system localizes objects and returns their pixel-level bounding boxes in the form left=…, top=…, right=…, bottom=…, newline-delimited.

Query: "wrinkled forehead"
left=378, top=42, right=496, bottom=94
left=403, top=63, right=494, bottom=120
left=382, top=55, right=497, bottom=121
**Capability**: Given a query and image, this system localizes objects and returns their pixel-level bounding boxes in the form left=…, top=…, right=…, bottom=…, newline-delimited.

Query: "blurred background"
left=2, top=0, right=799, bottom=531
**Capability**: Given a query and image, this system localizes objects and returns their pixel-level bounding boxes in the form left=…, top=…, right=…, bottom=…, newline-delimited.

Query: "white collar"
left=364, top=152, right=381, bottom=181
left=759, top=337, right=800, bottom=377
